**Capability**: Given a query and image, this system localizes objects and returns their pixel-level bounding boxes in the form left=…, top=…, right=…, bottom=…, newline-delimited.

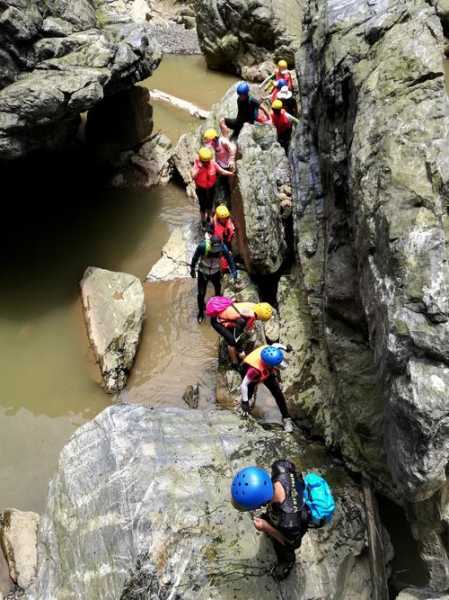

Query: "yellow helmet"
left=204, top=128, right=219, bottom=141
left=254, top=302, right=273, bottom=321
left=199, top=147, right=213, bottom=162
left=272, top=99, right=283, bottom=110
left=216, top=204, right=230, bottom=219
left=278, top=59, right=288, bottom=70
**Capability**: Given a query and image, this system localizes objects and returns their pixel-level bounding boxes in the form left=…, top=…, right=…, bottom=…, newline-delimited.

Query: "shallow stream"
left=0, top=55, right=236, bottom=512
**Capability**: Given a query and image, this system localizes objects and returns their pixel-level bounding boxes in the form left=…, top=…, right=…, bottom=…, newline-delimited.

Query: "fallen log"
left=150, top=89, right=210, bottom=120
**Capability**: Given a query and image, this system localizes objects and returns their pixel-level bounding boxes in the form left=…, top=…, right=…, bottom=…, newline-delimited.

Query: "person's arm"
left=253, top=518, right=288, bottom=546
left=286, top=112, right=300, bottom=125
left=259, top=100, right=270, bottom=118
left=240, top=373, right=252, bottom=405
left=190, top=242, right=204, bottom=277
left=223, top=138, right=236, bottom=169
left=221, top=243, right=237, bottom=277
left=192, top=159, right=200, bottom=179
left=215, top=161, right=233, bottom=177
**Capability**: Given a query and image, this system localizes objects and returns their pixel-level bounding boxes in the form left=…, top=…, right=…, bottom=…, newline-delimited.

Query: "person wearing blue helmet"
left=270, top=78, right=288, bottom=102
left=231, top=460, right=309, bottom=581
left=240, top=343, right=293, bottom=432
left=221, top=81, right=269, bottom=139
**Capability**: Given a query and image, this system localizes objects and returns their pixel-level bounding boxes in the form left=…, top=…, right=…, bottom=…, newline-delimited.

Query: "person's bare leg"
left=228, top=345, right=238, bottom=365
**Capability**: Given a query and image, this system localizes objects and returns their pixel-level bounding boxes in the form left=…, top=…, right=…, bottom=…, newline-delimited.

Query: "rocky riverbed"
left=4, top=0, right=449, bottom=598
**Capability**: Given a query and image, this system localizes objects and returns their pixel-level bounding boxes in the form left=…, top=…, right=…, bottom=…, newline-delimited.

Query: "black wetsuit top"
left=267, top=459, right=309, bottom=542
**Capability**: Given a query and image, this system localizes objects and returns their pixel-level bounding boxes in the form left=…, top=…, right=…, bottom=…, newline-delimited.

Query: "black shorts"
left=196, top=186, right=215, bottom=213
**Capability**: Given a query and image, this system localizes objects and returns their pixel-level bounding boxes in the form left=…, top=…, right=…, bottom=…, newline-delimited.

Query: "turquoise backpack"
left=303, top=473, right=335, bottom=527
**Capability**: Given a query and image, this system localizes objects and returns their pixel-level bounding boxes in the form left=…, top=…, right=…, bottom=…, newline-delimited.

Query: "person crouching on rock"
left=210, top=301, right=273, bottom=367
left=270, top=100, right=299, bottom=154
left=230, top=461, right=309, bottom=581
left=240, top=344, right=294, bottom=432
left=190, top=235, right=237, bottom=324
left=221, top=82, right=270, bottom=140
left=192, top=147, right=234, bottom=228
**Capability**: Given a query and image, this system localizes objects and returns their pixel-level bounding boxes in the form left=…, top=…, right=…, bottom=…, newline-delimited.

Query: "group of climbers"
left=188, top=59, right=335, bottom=583
left=190, top=59, right=300, bottom=426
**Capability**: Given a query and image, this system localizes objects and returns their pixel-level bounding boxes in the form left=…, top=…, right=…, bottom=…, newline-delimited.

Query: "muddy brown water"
left=0, top=56, right=236, bottom=512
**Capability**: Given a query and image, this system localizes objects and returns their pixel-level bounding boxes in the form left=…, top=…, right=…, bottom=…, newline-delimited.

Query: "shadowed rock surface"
left=194, top=0, right=304, bottom=74
left=27, top=404, right=374, bottom=600
left=0, top=0, right=161, bottom=159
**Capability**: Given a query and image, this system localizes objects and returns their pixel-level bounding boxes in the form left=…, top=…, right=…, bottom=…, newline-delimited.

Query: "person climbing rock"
left=240, top=344, right=294, bottom=432
left=222, top=82, right=269, bottom=139
left=277, top=85, right=298, bottom=118
left=190, top=235, right=237, bottom=324
left=274, top=59, right=294, bottom=90
left=270, top=100, right=299, bottom=153
left=212, top=204, right=235, bottom=246
left=208, top=299, right=273, bottom=366
left=260, top=59, right=294, bottom=93
left=270, top=78, right=288, bottom=103
left=203, top=127, right=236, bottom=172
left=231, top=461, right=335, bottom=581
left=203, top=127, right=236, bottom=198
left=192, top=147, right=233, bottom=227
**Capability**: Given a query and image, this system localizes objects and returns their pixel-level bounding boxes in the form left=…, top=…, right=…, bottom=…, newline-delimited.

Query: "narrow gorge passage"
left=0, top=55, right=236, bottom=512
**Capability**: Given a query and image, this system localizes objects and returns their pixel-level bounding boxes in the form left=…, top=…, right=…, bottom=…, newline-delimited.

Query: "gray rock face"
left=28, top=404, right=374, bottom=600
left=0, top=510, right=39, bottom=591
left=146, top=226, right=196, bottom=281
left=194, top=0, right=303, bottom=74
left=80, top=267, right=145, bottom=394
left=0, top=0, right=161, bottom=159
left=292, top=0, right=449, bottom=589
left=232, top=123, right=289, bottom=274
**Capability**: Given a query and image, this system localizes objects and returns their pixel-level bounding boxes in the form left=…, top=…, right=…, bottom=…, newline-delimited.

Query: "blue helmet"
left=231, top=466, right=273, bottom=511
left=237, top=81, right=250, bottom=96
left=276, top=78, right=288, bottom=89
left=261, top=346, right=284, bottom=367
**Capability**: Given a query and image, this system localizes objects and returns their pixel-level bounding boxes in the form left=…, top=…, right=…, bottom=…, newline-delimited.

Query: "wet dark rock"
left=194, top=0, right=303, bottom=74
left=0, top=0, right=161, bottom=160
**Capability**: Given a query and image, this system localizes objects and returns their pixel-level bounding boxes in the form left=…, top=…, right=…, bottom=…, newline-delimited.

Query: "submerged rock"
left=28, top=404, right=374, bottom=599
left=194, top=0, right=303, bottom=74
left=80, top=267, right=145, bottom=393
left=0, top=510, right=39, bottom=591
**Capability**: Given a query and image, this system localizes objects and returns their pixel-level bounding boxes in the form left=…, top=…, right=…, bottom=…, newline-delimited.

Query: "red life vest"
left=271, top=87, right=280, bottom=102
left=194, top=159, right=218, bottom=189
left=244, top=345, right=272, bottom=382
left=213, top=216, right=235, bottom=245
left=274, top=69, right=293, bottom=90
left=272, top=110, right=292, bottom=136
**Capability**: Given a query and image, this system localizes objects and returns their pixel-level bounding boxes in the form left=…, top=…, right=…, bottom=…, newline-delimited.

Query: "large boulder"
left=293, top=0, right=449, bottom=588
left=0, top=0, right=161, bottom=159
left=80, top=267, right=145, bottom=393
left=232, top=123, right=289, bottom=274
left=28, top=404, right=376, bottom=599
left=0, top=510, right=39, bottom=591
left=194, top=0, right=304, bottom=74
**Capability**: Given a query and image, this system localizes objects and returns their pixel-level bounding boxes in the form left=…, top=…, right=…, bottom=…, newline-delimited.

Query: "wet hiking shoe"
left=271, top=561, right=295, bottom=581
left=282, top=418, right=294, bottom=433
left=197, top=312, right=205, bottom=324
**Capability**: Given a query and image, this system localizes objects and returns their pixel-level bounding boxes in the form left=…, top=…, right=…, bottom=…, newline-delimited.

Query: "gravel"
left=146, top=20, right=201, bottom=54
